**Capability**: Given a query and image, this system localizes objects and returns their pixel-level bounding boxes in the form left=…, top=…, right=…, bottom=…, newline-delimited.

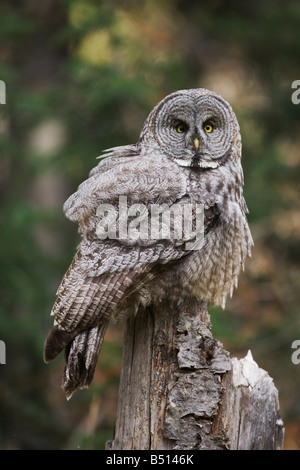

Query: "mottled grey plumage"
left=44, top=88, right=253, bottom=398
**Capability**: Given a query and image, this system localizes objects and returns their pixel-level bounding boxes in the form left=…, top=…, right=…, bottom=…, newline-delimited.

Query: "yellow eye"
left=176, top=123, right=187, bottom=133
left=204, top=123, right=213, bottom=133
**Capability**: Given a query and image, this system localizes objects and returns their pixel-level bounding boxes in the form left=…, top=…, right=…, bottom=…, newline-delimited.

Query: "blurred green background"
left=1, top=0, right=300, bottom=450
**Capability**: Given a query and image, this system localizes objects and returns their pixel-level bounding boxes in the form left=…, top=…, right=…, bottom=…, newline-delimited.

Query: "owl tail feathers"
left=43, top=326, right=73, bottom=363
left=62, top=320, right=110, bottom=400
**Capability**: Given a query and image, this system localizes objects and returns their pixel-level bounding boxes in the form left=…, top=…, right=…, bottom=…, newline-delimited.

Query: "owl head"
left=139, top=88, right=241, bottom=169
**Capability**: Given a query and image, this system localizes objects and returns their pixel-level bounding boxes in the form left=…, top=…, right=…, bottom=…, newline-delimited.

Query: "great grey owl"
left=44, top=88, right=253, bottom=398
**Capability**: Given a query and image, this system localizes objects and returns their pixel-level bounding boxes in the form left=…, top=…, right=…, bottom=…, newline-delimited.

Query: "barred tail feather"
left=62, top=320, right=110, bottom=400
left=43, top=326, right=74, bottom=363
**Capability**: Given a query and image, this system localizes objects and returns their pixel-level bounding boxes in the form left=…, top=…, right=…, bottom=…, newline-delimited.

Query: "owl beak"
left=193, top=137, right=200, bottom=151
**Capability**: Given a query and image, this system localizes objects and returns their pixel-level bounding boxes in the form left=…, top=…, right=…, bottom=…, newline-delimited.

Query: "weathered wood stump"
left=107, top=297, right=284, bottom=450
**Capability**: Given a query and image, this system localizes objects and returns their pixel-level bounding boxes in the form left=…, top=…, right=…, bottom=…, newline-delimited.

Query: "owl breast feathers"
left=44, top=88, right=253, bottom=398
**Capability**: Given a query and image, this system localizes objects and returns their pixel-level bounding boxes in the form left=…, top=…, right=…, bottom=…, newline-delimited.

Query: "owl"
left=44, top=88, right=253, bottom=399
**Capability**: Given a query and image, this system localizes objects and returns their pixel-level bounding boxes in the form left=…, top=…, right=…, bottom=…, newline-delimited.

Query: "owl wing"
left=44, top=145, right=220, bottom=397
left=44, top=240, right=175, bottom=360
left=63, top=145, right=190, bottom=225
left=45, top=239, right=170, bottom=398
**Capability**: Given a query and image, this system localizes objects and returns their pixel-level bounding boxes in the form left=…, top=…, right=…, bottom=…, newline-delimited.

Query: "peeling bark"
left=107, top=298, right=284, bottom=450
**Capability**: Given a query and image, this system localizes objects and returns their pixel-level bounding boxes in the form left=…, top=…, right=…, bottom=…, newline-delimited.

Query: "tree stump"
left=106, top=297, right=284, bottom=450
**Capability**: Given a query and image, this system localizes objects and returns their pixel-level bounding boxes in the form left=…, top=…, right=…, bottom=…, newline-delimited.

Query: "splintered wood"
left=107, top=298, right=284, bottom=450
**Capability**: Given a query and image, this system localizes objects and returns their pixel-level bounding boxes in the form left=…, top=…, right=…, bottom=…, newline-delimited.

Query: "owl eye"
left=176, top=122, right=188, bottom=133
left=203, top=122, right=214, bottom=133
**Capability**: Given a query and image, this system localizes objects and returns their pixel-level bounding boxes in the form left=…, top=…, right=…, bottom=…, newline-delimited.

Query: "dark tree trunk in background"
left=107, top=298, right=285, bottom=450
